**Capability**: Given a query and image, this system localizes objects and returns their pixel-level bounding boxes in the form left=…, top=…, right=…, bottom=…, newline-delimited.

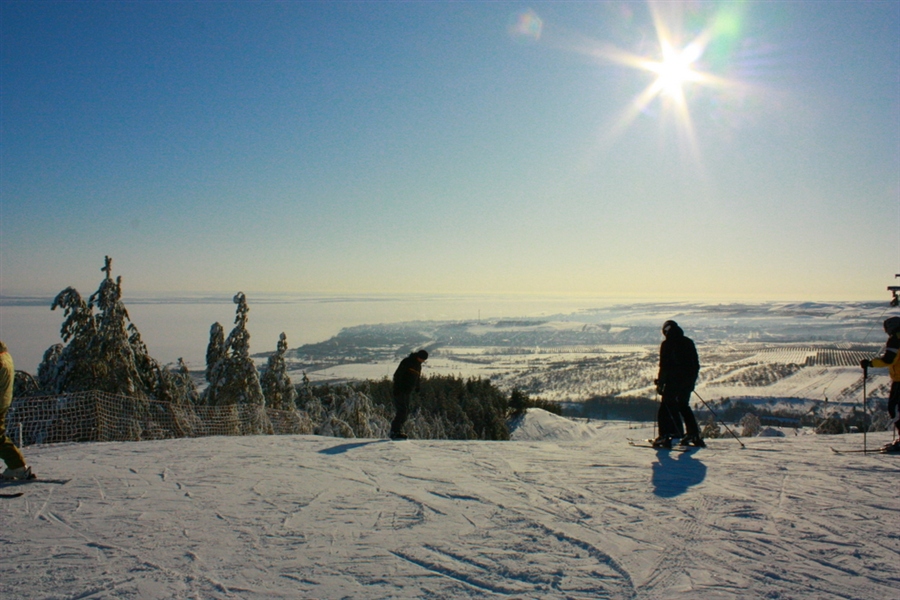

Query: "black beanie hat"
left=885, top=317, right=900, bottom=335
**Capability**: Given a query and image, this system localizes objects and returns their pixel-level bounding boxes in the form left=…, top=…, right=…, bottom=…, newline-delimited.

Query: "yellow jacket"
left=870, top=333, right=900, bottom=382
left=0, top=350, right=13, bottom=413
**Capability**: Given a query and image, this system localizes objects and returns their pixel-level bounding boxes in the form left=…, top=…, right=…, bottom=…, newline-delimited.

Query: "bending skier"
left=860, top=316, right=900, bottom=453
left=653, top=321, right=704, bottom=448
left=0, top=341, right=32, bottom=480
left=389, top=350, right=428, bottom=440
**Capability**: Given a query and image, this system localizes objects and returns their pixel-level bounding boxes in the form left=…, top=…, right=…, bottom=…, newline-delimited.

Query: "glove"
left=654, top=379, right=665, bottom=395
left=859, top=359, right=870, bottom=370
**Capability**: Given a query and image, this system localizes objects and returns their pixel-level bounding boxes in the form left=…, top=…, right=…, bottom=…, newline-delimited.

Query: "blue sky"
left=2, top=1, right=898, bottom=301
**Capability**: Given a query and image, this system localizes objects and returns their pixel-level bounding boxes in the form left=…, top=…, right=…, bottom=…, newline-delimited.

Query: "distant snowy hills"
left=274, top=301, right=898, bottom=410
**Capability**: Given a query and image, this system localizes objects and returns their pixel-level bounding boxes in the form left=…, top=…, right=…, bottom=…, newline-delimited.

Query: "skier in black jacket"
left=389, top=350, right=428, bottom=439
left=653, top=321, right=704, bottom=448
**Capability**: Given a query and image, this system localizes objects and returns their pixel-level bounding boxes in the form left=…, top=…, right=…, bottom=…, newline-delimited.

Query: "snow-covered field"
left=297, top=346, right=895, bottom=419
left=284, top=302, right=899, bottom=412
left=2, top=410, right=897, bottom=599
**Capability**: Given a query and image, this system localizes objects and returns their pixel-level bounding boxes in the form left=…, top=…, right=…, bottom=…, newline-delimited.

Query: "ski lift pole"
left=692, top=390, right=746, bottom=448
left=889, top=273, right=899, bottom=307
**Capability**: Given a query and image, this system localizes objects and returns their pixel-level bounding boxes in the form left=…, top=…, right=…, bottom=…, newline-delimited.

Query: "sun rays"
left=600, top=7, right=717, bottom=157
left=557, top=1, right=749, bottom=164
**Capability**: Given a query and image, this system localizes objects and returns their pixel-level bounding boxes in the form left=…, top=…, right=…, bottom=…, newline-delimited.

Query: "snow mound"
left=508, top=408, right=606, bottom=441
left=757, top=427, right=786, bottom=437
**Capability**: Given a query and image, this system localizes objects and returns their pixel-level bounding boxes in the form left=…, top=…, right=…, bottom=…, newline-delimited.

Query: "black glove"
left=859, top=359, right=870, bottom=370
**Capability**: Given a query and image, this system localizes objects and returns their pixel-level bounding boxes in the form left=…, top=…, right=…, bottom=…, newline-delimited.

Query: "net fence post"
left=94, top=391, right=102, bottom=442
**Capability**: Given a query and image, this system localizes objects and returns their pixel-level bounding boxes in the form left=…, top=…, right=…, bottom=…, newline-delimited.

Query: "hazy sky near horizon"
left=2, top=1, right=898, bottom=302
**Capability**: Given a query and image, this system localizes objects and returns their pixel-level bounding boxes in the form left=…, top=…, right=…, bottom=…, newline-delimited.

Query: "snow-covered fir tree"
left=36, top=256, right=195, bottom=401
left=740, top=412, right=761, bottom=437
left=203, top=323, right=227, bottom=404
left=701, top=416, right=722, bottom=439
left=159, top=362, right=200, bottom=405
left=202, top=292, right=265, bottom=407
left=333, top=388, right=389, bottom=438
left=261, top=332, right=298, bottom=410
left=206, top=322, right=227, bottom=384
left=39, top=287, right=95, bottom=393
left=130, top=322, right=198, bottom=405
left=87, top=256, right=141, bottom=395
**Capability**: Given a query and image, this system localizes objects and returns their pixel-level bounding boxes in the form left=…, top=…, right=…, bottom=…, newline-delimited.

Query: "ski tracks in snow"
left=630, top=441, right=900, bottom=599
left=1, top=429, right=897, bottom=599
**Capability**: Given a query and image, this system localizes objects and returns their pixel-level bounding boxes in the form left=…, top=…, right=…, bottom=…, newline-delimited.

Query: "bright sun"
left=582, top=2, right=739, bottom=150
left=650, top=41, right=703, bottom=99
left=547, top=0, right=751, bottom=169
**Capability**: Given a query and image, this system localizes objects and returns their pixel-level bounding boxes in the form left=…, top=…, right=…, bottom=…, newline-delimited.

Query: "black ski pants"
left=658, top=388, right=699, bottom=438
left=889, top=381, right=900, bottom=437
left=391, top=389, right=412, bottom=435
left=0, top=407, right=26, bottom=470
left=676, top=389, right=700, bottom=438
left=657, top=393, right=683, bottom=438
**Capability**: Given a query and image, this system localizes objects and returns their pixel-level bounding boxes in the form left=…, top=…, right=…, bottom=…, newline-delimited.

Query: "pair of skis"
left=627, top=438, right=694, bottom=452
left=830, top=446, right=898, bottom=455
left=0, top=476, right=70, bottom=498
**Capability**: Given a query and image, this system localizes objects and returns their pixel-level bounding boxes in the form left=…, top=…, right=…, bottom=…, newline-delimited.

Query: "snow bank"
left=508, top=408, right=608, bottom=441
left=757, top=426, right=786, bottom=437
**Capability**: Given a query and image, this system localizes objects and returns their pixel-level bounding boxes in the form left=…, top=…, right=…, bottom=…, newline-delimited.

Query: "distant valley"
left=267, top=302, right=897, bottom=416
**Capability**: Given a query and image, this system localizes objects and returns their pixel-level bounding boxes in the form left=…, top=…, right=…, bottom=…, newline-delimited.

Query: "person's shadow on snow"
left=651, top=450, right=707, bottom=498
left=319, top=440, right=388, bottom=455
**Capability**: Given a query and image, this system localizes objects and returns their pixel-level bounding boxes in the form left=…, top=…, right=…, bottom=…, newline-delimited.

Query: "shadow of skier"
left=651, top=449, right=707, bottom=498
left=319, top=440, right=389, bottom=455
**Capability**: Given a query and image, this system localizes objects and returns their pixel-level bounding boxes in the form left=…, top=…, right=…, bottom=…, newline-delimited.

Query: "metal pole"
left=692, top=390, right=746, bottom=448
left=654, top=391, right=659, bottom=441
left=862, top=366, right=868, bottom=453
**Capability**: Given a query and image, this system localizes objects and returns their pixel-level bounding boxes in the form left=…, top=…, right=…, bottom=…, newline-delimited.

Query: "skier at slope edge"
left=389, top=350, right=428, bottom=440
left=653, top=321, right=705, bottom=449
left=860, top=316, right=900, bottom=453
left=0, top=340, right=33, bottom=480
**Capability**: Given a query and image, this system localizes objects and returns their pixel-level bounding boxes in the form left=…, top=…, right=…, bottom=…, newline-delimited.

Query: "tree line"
left=13, top=257, right=560, bottom=441
left=16, top=257, right=888, bottom=441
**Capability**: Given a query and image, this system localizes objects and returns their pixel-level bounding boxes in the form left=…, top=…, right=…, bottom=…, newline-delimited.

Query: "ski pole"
left=692, top=390, right=746, bottom=448
left=654, top=389, right=660, bottom=440
left=861, top=365, right=868, bottom=454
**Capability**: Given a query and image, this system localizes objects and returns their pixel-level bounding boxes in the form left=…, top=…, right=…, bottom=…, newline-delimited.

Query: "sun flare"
left=566, top=0, right=749, bottom=161
left=650, top=41, right=703, bottom=99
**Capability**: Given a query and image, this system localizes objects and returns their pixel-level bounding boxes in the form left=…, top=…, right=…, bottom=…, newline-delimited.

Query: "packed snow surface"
left=1, top=409, right=897, bottom=599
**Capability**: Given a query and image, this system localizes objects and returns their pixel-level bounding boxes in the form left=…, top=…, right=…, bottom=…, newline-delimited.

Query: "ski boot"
left=651, top=435, right=673, bottom=449
left=879, top=440, right=900, bottom=454
left=1, top=465, right=33, bottom=481
left=680, top=434, right=706, bottom=448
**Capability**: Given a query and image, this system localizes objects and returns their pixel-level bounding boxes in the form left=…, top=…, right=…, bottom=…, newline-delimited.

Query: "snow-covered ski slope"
left=2, top=409, right=896, bottom=599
